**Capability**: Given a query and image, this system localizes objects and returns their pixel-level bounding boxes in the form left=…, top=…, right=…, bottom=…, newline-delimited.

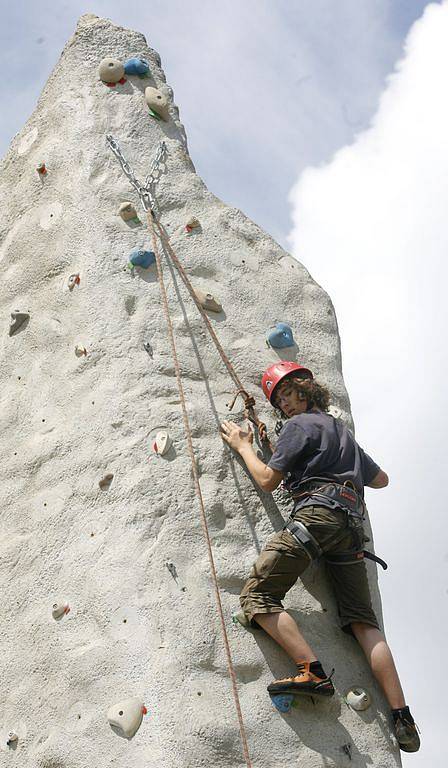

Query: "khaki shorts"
left=239, top=505, right=379, bottom=635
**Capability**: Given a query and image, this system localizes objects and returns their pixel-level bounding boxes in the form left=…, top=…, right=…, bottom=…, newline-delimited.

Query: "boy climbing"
left=220, top=361, right=420, bottom=754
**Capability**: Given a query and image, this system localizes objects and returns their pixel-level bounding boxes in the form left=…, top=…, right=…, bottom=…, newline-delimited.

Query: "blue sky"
left=1, top=2, right=442, bottom=765
left=0, top=0, right=431, bottom=245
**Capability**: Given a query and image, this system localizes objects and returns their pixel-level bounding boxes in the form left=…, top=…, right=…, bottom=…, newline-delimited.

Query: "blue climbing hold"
left=128, top=250, right=156, bottom=269
left=270, top=693, right=295, bottom=713
left=266, top=322, right=295, bottom=349
left=124, top=58, right=151, bottom=77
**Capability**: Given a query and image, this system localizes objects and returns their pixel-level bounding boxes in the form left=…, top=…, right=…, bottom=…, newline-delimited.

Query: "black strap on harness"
left=325, top=549, right=388, bottom=570
left=285, top=520, right=323, bottom=562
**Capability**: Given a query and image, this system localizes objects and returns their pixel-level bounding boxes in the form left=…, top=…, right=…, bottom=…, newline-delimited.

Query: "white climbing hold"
left=17, top=126, right=38, bottom=156
left=9, top=311, right=29, bottom=336
left=6, top=731, right=18, bottom=746
left=107, top=697, right=147, bottom=738
left=144, top=87, right=169, bottom=121
left=99, top=473, right=114, bottom=490
left=329, top=405, right=343, bottom=419
left=52, top=602, right=70, bottom=620
left=194, top=289, right=222, bottom=313
left=118, top=201, right=138, bottom=222
left=98, top=58, right=125, bottom=85
left=75, top=345, right=87, bottom=357
left=185, top=216, right=200, bottom=232
left=68, top=273, right=80, bottom=290
left=153, top=430, right=172, bottom=456
left=345, top=687, right=371, bottom=711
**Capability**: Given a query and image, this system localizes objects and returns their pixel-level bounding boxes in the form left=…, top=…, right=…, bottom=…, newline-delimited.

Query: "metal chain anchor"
left=106, top=134, right=167, bottom=211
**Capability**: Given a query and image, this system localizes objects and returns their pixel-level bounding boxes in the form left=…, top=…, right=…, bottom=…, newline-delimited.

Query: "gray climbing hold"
left=107, top=698, right=147, bottom=738
left=68, top=273, right=80, bottom=290
left=75, top=345, right=87, bottom=357
left=6, top=731, right=18, bottom=746
left=153, top=430, right=172, bottom=456
left=329, top=405, right=343, bottom=419
left=9, top=311, right=29, bottom=336
left=194, top=289, right=222, bottom=313
left=118, top=201, right=139, bottom=222
left=52, top=602, right=70, bottom=620
left=345, top=687, right=371, bottom=711
left=98, top=58, right=125, bottom=85
left=143, top=342, right=153, bottom=357
left=341, top=743, right=352, bottom=760
left=165, top=561, right=177, bottom=580
left=99, top=473, right=114, bottom=490
left=144, top=87, right=169, bottom=121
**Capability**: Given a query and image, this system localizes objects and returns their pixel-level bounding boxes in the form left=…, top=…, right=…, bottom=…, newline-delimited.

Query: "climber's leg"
left=239, top=521, right=335, bottom=697
left=350, top=622, right=405, bottom=708
left=351, top=622, right=421, bottom=752
left=254, top=610, right=316, bottom=662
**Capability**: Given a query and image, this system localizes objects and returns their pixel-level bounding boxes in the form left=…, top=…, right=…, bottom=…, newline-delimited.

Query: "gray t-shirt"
left=267, top=409, right=380, bottom=495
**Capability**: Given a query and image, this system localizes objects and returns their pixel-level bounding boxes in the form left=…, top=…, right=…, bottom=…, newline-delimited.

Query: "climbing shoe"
left=392, top=706, right=421, bottom=753
left=267, top=661, right=335, bottom=698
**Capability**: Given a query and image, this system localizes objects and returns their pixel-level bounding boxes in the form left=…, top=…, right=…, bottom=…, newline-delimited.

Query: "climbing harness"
left=285, top=477, right=388, bottom=570
left=107, top=136, right=254, bottom=767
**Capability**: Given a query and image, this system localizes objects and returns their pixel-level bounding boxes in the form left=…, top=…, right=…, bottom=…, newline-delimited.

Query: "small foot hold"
left=270, top=693, right=296, bottom=714
left=345, top=687, right=371, bottom=711
left=68, top=273, right=81, bottom=290
left=99, top=473, right=114, bottom=490
left=52, top=601, right=70, bottom=620
left=6, top=731, right=18, bottom=746
left=107, top=697, right=147, bottom=738
left=9, top=310, right=29, bottom=336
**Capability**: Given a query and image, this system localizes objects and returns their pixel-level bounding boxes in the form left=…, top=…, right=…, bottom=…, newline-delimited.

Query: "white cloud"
left=288, top=3, right=448, bottom=762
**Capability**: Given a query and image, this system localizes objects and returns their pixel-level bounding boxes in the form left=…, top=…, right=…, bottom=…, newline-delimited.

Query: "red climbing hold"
left=142, top=706, right=148, bottom=715
left=37, top=163, right=47, bottom=175
left=106, top=82, right=116, bottom=88
left=118, top=77, right=127, bottom=84
left=153, top=441, right=158, bottom=453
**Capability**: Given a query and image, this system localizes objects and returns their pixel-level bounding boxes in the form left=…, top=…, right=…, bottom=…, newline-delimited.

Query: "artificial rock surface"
left=0, top=14, right=402, bottom=768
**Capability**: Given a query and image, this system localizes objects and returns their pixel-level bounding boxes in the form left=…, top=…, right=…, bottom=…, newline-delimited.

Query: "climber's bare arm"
left=367, top=469, right=389, bottom=488
left=220, top=420, right=284, bottom=493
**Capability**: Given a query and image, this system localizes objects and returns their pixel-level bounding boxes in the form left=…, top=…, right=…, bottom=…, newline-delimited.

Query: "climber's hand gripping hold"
left=220, top=420, right=253, bottom=451
left=221, top=420, right=283, bottom=493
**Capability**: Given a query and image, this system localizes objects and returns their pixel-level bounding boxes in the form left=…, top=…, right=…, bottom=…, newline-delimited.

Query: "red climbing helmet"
left=261, top=361, right=313, bottom=404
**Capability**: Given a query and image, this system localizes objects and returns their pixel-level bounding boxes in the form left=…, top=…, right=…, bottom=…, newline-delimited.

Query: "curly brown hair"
left=273, top=376, right=330, bottom=413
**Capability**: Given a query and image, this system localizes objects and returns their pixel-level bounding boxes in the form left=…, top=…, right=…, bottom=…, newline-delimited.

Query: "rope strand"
left=146, top=211, right=253, bottom=768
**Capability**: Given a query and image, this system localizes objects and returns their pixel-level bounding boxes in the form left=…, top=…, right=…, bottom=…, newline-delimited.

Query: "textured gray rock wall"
left=0, top=14, right=401, bottom=768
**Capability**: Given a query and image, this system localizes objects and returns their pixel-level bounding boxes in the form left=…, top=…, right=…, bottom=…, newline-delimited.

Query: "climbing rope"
left=107, top=136, right=254, bottom=766
left=106, top=135, right=271, bottom=446
left=146, top=209, right=253, bottom=768
left=152, top=217, right=272, bottom=449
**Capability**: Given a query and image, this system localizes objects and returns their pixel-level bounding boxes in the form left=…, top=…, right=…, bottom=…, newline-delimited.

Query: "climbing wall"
left=0, top=13, right=402, bottom=768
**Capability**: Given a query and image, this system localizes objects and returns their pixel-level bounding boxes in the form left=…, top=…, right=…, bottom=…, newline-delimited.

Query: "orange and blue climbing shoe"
left=268, top=661, right=335, bottom=698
